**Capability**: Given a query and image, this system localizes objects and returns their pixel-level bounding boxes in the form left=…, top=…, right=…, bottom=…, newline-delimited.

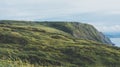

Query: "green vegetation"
left=0, top=20, right=119, bottom=67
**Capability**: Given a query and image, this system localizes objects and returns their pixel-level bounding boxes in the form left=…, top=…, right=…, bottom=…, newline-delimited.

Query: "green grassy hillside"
left=37, top=22, right=112, bottom=45
left=0, top=20, right=119, bottom=67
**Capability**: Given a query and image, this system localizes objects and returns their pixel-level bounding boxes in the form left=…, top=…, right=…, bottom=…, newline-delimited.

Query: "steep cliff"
left=38, top=22, right=113, bottom=45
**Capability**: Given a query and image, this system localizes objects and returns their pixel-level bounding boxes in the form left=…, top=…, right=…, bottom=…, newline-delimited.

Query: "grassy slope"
left=37, top=22, right=112, bottom=44
left=0, top=20, right=119, bottom=67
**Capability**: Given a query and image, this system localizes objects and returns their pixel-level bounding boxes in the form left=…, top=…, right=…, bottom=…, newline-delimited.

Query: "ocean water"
left=110, top=38, right=120, bottom=47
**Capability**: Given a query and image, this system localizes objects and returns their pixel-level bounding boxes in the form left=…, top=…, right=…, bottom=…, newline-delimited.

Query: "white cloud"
left=0, top=0, right=120, bottom=20
left=91, top=23, right=120, bottom=33
left=107, top=11, right=120, bottom=15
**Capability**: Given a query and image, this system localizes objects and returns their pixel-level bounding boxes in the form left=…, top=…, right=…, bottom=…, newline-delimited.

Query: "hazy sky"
left=0, top=0, right=120, bottom=33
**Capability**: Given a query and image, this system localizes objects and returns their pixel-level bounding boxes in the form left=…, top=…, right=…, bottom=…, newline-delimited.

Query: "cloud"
left=0, top=0, right=120, bottom=20
left=107, top=11, right=120, bottom=15
left=90, top=23, right=120, bottom=33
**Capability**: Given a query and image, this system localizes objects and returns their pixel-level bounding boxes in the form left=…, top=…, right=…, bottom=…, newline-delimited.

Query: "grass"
left=0, top=20, right=119, bottom=67
left=0, top=59, right=63, bottom=67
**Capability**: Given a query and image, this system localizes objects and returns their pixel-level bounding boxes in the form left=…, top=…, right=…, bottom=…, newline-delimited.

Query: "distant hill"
left=0, top=20, right=120, bottom=67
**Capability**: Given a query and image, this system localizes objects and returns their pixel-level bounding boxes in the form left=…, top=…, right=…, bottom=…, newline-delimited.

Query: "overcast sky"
left=0, top=0, right=120, bottom=33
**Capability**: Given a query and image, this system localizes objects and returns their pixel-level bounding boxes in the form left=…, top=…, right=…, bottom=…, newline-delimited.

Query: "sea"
left=110, top=38, right=120, bottom=47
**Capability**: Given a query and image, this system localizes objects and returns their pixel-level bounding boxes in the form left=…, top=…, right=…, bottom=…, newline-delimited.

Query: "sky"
left=0, top=0, right=120, bottom=33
